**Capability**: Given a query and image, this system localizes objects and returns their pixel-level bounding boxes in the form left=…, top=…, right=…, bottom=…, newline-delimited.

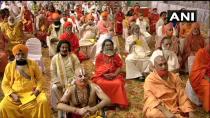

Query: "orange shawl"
left=143, top=71, right=194, bottom=114
left=189, top=47, right=210, bottom=112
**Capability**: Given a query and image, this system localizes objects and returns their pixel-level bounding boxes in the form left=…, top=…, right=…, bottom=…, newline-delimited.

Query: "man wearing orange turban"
left=12, top=44, right=29, bottom=56
left=97, top=11, right=112, bottom=35
left=79, top=13, right=98, bottom=60
left=101, top=11, right=109, bottom=18
left=0, top=44, right=51, bottom=118
left=60, top=22, right=87, bottom=62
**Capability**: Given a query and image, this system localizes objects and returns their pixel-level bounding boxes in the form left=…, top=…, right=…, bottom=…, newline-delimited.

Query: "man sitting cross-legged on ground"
left=57, top=67, right=111, bottom=118
left=143, top=55, right=195, bottom=118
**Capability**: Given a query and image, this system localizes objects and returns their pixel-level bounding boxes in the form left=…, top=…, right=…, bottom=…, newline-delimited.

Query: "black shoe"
left=138, top=76, right=145, bottom=82
left=43, top=44, right=48, bottom=48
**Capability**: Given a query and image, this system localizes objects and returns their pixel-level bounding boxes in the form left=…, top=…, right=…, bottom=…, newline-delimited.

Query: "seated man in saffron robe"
left=181, top=23, right=205, bottom=73
left=0, top=44, right=51, bottom=118
left=60, top=21, right=87, bottom=62
left=143, top=55, right=195, bottom=118
left=179, top=22, right=192, bottom=54
left=189, top=39, right=210, bottom=112
left=92, top=39, right=129, bottom=109
left=57, top=67, right=111, bottom=118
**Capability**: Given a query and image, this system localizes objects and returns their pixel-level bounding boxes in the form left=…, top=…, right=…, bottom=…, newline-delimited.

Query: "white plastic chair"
left=26, top=38, right=45, bottom=73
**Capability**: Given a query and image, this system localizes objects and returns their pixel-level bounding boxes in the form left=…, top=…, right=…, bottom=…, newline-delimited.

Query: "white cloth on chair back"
left=185, top=55, right=202, bottom=106
left=26, top=38, right=42, bottom=56
left=185, top=80, right=202, bottom=106
left=26, top=38, right=45, bottom=72
left=188, top=56, right=195, bottom=74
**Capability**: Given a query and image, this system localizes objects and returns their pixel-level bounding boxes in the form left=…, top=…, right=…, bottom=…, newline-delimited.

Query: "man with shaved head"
left=57, top=67, right=111, bottom=118
left=143, top=55, right=195, bottom=118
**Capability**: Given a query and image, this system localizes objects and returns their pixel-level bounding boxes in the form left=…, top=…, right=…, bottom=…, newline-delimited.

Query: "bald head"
left=154, top=55, right=168, bottom=71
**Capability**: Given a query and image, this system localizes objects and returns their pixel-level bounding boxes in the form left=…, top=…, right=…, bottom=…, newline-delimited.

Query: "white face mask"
left=161, top=45, right=170, bottom=51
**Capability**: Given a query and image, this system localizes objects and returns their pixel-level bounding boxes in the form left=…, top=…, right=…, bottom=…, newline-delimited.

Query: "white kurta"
left=125, top=35, right=151, bottom=79
left=150, top=49, right=180, bottom=72
left=50, top=53, right=80, bottom=110
left=155, top=18, right=164, bottom=35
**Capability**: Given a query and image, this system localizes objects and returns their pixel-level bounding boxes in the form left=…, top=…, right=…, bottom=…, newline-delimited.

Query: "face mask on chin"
left=16, top=59, right=27, bottom=66
left=192, top=31, right=199, bottom=36
left=104, top=49, right=114, bottom=56
left=156, top=69, right=168, bottom=78
left=161, top=46, right=170, bottom=51
left=55, top=27, right=60, bottom=31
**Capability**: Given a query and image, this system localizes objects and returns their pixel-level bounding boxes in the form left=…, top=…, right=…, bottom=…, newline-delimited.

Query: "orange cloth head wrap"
left=12, top=44, right=29, bottom=56
left=52, top=13, right=61, bottom=21
left=101, top=11, right=109, bottom=17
